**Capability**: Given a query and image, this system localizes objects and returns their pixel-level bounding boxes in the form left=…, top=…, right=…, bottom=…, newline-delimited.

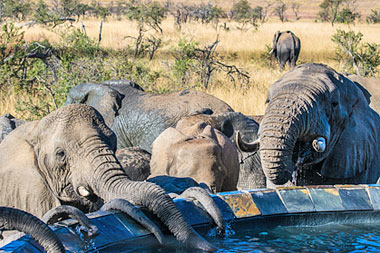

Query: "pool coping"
left=2, top=184, right=380, bottom=252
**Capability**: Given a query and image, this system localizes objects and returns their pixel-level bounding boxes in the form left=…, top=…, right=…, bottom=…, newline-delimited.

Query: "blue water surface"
left=210, top=222, right=380, bottom=252
left=128, top=222, right=380, bottom=252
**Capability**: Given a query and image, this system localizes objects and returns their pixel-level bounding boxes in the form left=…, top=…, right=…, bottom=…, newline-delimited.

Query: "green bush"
left=366, top=9, right=380, bottom=24
left=332, top=29, right=380, bottom=76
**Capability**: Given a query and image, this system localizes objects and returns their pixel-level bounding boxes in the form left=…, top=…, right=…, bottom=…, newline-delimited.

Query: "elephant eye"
left=56, top=148, right=66, bottom=162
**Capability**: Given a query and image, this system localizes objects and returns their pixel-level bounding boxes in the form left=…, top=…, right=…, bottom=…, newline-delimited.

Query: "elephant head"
left=0, top=206, right=65, bottom=252
left=150, top=122, right=240, bottom=193
left=238, top=63, right=380, bottom=186
left=65, top=80, right=233, bottom=152
left=0, top=104, right=216, bottom=251
left=176, top=112, right=265, bottom=189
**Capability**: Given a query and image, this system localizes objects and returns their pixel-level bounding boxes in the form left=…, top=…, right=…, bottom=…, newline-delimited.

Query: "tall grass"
left=5, top=18, right=380, bottom=117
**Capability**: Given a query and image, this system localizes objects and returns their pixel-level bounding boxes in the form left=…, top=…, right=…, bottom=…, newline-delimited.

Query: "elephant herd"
left=2, top=62, right=380, bottom=251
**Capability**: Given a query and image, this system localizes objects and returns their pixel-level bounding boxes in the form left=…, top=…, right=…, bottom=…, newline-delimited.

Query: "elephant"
left=0, top=104, right=216, bottom=251
left=237, top=63, right=380, bottom=188
left=175, top=112, right=266, bottom=190
left=114, top=149, right=226, bottom=233
left=65, top=80, right=233, bottom=152
left=345, top=74, right=380, bottom=114
left=115, top=147, right=151, bottom=181
left=0, top=113, right=25, bottom=143
left=150, top=121, right=240, bottom=193
left=272, top=30, right=301, bottom=70
left=0, top=206, right=65, bottom=252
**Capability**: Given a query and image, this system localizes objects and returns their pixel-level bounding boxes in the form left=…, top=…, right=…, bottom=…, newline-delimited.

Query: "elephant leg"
left=42, top=205, right=99, bottom=239
left=176, top=187, right=225, bottom=234
left=100, top=198, right=165, bottom=245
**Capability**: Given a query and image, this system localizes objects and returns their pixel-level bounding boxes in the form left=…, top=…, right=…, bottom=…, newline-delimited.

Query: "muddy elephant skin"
left=176, top=112, right=265, bottom=190
left=150, top=122, right=240, bottom=193
left=65, top=80, right=233, bottom=152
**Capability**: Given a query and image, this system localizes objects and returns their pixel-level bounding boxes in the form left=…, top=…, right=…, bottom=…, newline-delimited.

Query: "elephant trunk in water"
left=83, top=137, right=216, bottom=251
left=259, top=96, right=307, bottom=185
left=0, top=207, right=65, bottom=253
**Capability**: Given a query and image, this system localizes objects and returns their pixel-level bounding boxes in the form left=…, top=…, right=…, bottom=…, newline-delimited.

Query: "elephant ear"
left=150, top=127, right=190, bottom=176
left=320, top=97, right=378, bottom=179
left=65, top=83, right=124, bottom=127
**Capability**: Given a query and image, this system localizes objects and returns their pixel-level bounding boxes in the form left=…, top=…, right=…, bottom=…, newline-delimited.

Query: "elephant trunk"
left=0, top=207, right=65, bottom=253
left=259, top=96, right=306, bottom=185
left=88, top=144, right=217, bottom=251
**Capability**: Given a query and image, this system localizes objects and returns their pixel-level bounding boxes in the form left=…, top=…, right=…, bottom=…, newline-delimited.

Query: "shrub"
left=366, top=9, right=380, bottom=24
left=332, top=29, right=380, bottom=76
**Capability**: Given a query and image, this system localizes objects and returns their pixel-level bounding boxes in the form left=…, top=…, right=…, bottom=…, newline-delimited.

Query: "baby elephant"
left=150, top=122, right=239, bottom=193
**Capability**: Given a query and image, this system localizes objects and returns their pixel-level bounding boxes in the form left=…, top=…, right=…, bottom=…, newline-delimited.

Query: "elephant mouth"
left=58, top=184, right=103, bottom=212
left=291, top=139, right=328, bottom=185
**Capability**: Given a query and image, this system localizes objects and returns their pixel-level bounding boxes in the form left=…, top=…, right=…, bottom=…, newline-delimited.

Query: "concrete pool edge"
left=2, top=184, right=380, bottom=252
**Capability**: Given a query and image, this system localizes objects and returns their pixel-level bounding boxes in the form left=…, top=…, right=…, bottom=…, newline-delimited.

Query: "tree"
left=273, top=1, right=287, bottom=22
left=1, top=0, right=32, bottom=21
left=318, top=0, right=359, bottom=26
left=335, top=7, right=360, bottom=24
left=291, top=2, right=300, bottom=20
left=230, top=0, right=261, bottom=30
left=366, top=9, right=380, bottom=24
left=332, top=29, right=380, bottom=76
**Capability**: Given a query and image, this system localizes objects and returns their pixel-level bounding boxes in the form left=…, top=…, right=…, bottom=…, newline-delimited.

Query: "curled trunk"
left=89, top=148, right=216, bottom=251
left=0, top=206, right=65, bottom=253
left=259, top=97, right=305, bottom=185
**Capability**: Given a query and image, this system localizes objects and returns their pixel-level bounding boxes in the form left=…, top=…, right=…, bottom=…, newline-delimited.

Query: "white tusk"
left=312, top=137, right=326, bottom=152
left=78, top=186, right=90, bottom=197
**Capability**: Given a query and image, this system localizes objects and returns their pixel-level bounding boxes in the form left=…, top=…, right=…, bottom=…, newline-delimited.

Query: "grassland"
left=2, top=3, right=380, bottom=117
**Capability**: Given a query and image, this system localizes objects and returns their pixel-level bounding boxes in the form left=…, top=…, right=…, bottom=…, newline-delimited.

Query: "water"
left=125, top=222, right=380, bottom=253
left=209, top=223, right=380, bottom=252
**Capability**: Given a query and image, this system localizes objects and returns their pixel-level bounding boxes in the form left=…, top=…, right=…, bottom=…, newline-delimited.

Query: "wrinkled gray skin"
left=115, top=147, right=151, bottom=181
left=0, top=113, right=25, bottom=143
left=0, top=104, right=216, bottom=251
left=176, top=112, right=265, bottom=189
left=0, top=206, right=65, bottom=252
left=242, top=63, right=380, bottom=188
left=346, top=74, right=380, bottom=114
left=150, top=123, right=240, bottom=193
left=114, top=148, right=225, bottom=232
left=272, top=30, right=301, bottom=70
left=65, top=80, right=233, bottom=152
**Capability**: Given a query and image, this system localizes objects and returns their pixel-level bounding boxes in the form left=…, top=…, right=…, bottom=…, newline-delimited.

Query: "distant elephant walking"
left=272, top=30, right=301, bottom=70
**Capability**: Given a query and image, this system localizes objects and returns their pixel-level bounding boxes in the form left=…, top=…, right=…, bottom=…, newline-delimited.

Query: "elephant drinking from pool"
left=238, top=63, right=380, bottom=187
left=0, top=104, right=216, bottom=251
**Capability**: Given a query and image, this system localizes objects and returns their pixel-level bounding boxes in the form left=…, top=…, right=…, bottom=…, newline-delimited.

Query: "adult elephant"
left=0, top=206, right=65, bottom=252
left=176, top=112, right=265, bottom=190
left=0, top=113, right=25, bottom=143
left=238, top=63, right=380, bottom=188
left=272, top=30, right=301, bottom=70
left=65, top=80, right=233, bottom=152
left=0, top=104, right=216, bottom=251
left=150, top=122, right=240, bottom=193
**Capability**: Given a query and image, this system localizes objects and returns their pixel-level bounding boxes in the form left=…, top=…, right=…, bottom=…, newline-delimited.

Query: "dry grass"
left=5, top=17, right=380, bottom=116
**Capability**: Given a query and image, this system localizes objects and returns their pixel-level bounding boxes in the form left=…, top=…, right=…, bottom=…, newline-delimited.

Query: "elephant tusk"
left=77, top=186, right=91, bottom=197
left=312, top=137, right=326, bottom=152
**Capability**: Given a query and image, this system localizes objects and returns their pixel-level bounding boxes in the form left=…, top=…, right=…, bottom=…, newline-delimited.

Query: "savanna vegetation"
left=1, top=0, right=380, bottom=120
